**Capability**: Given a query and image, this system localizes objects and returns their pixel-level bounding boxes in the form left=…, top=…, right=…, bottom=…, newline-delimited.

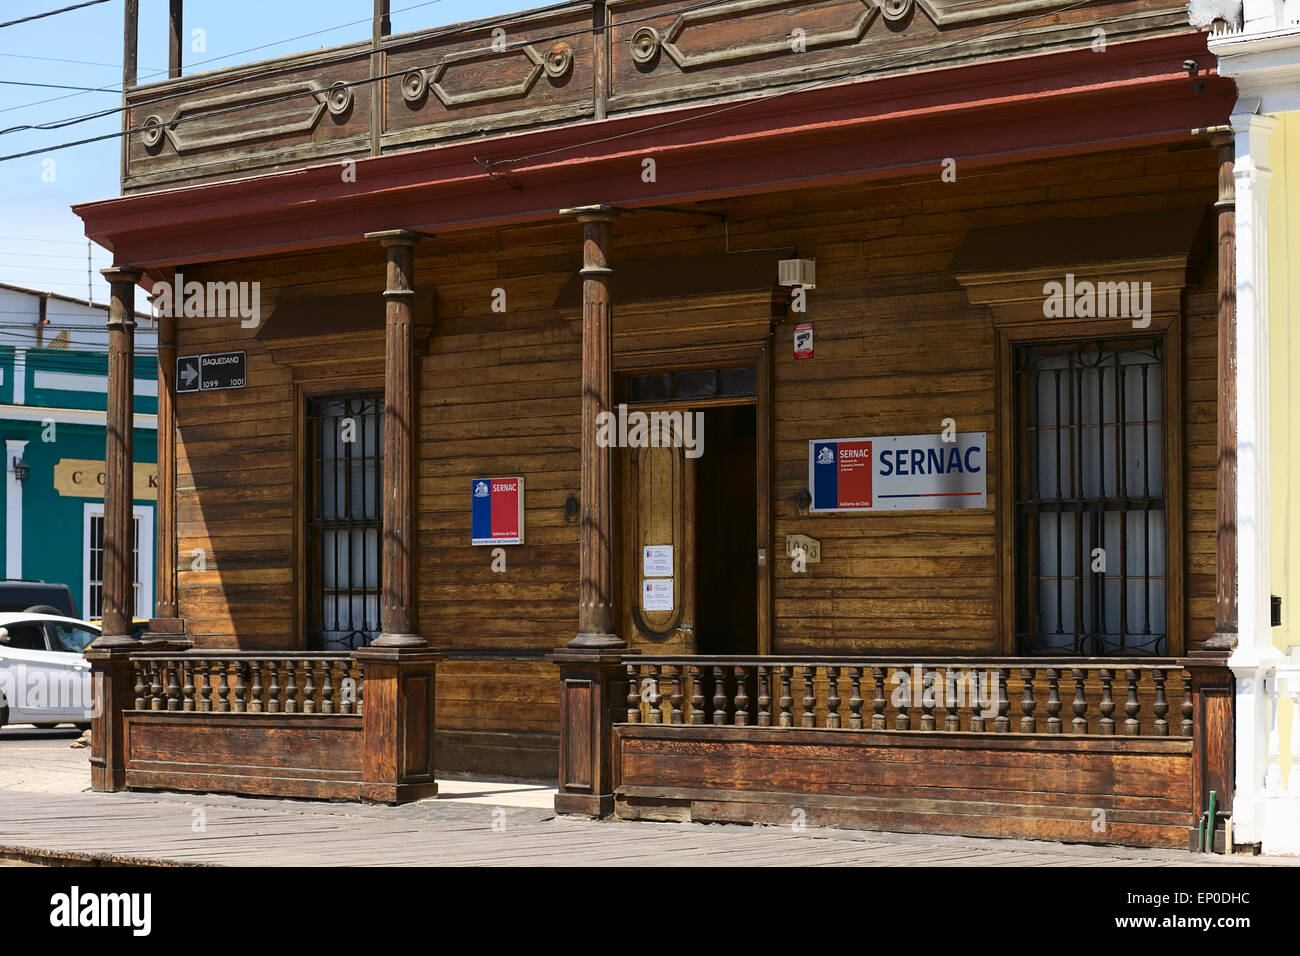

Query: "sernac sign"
left=471, top=476, right=524, bottom=545
left=808, top=433, right=986, bottom=513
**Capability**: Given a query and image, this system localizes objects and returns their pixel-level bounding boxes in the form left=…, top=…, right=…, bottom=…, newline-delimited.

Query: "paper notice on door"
left=642, top=545, right=673, bottom=578
left=643, top=578, right=674, bottom=612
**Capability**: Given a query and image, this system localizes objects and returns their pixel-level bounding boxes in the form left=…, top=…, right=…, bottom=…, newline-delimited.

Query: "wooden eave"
left=76, top=32, right=1232, bottom=274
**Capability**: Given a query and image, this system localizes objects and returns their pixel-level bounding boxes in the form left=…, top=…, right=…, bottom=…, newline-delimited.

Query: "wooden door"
left=620, top=426, right=695, bottom=654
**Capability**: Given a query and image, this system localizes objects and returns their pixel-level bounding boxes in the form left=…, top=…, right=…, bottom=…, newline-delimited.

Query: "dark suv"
left=0, top=580, right=78, bottom=618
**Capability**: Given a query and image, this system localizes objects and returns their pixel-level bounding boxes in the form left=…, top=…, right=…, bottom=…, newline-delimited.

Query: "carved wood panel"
left=382, top=4, right=595, bottom=150
left=606, top=0, right=1187, bottom=114
left=124, top=47, right=371, bottom=190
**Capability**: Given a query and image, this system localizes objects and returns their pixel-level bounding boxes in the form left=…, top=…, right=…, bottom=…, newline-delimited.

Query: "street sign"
left=177, top=351, right=246, bottom=393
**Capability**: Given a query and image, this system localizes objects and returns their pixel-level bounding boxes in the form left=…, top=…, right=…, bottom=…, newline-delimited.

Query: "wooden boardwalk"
left=0, top=789, right=1294, bottom=866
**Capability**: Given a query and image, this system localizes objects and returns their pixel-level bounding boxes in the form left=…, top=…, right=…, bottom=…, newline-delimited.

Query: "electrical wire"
left=0, top=0, right=1106, bottom=183
left=0, top=0, right=109, bottom=31
left=0, top=0, right=449, bottom=118
left=0, top=0, right=735, bottom=137
left=0, top=80, right=116, bottom=92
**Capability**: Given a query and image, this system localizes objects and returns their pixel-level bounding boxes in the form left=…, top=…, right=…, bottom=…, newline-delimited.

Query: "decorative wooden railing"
left=553, top=652, right=1235, bottom=849
left=89, top=644, right=440, bottom=803
left=622, top=657, right=1194, bottom=737
left=127, top=652, right=363, bottom=715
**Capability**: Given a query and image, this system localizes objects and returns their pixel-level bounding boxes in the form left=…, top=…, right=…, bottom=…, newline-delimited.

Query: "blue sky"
left=0, top=0, right=534, bottom=302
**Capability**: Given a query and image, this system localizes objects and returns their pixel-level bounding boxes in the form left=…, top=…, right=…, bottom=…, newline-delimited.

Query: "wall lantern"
left=564, top=494, right=579, bottom=520
left=794, top=488, right=812, bottom=511
left=11, top=456, right=29, bottom=484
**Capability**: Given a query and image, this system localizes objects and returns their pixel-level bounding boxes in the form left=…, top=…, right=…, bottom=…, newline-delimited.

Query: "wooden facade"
left=84, top=0, right=1239, bottom=846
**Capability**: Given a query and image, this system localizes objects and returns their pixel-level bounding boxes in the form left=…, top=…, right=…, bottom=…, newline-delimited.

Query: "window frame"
left=995, top=316, right=1184, bottom=657
left=295, top=376, right=385, bottom=651
left=82, top=502, right=154, bottom=621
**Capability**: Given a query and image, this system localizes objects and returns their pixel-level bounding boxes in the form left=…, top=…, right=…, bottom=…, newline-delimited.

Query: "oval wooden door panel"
left=622, top=437, right=694, bottom=652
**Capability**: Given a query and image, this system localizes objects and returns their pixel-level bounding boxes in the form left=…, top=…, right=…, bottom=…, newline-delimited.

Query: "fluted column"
left=551, top=204, right=628, bottom=819
left=354, top=229, right=439, bottom=803
left=1209, top=129, right=1239, bottom=654
left=1228, top=107, right=1286, bottom=848
left=150, top=302, right=182, bottom=636
left=564, top=205, right=623, bottom=649
left=365, top=229, right=425, bottom=647
left=97, top=267, right=142, bottom=647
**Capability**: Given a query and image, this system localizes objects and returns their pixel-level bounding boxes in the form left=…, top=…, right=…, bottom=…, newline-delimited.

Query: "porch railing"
left=622, top=656, right=1197, bottom=737
left=552, top=651, right=1235, bottom=850
left=128, top=652, right=363, bottom=714
left=89, top=644, right=440, bottom=804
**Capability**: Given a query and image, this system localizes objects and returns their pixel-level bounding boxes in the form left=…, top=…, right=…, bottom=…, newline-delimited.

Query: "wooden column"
left=89, top=266, right=142, bottom=791
left=593, top=1, right=609, bottom=121
left=552, top=205, right=626, bottom=819
left=150, top=305, right=184, bottom=637
left=370, top=0, right=389, bottom=156
left=123, top=0, right=138, bottom=90
left=98, top=267, right=142, bottom=646
left=1208, top=129, right=1238, bottom=654
left=354, top=644, right=441, bottom=803
left=168, top=0, right=183, bottom=79
left=85, top=647, right=135, bottom=791
left=353, top=228, right=438, bottom=803
left=563, top=205, right=623, bottom=650
left=365, top=230, right=425, bottom=648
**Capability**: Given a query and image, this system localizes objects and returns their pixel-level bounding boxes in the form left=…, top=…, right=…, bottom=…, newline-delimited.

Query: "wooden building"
left=82, top=0, right=1244, bottom=849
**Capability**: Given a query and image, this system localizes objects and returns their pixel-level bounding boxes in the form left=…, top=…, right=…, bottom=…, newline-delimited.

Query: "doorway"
left=693, top=405, right=757, bottom=655
left=616, top=362, right=765, bottom=657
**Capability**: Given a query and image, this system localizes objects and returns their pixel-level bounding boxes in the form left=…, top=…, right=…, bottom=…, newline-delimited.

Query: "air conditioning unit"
left=778, top=258, right=815, bottom=289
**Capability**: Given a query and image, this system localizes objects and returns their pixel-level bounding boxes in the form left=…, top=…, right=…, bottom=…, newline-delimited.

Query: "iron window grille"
left=1013, top=337, right=1167, bottom=656
left=307, top=393, right=383, bottom=650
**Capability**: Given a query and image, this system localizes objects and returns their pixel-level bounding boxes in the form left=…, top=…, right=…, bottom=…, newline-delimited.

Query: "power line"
left=0, top=0, right=448, bottom=119
left=5, top=0, right=1105, bottom=189
left=0, top=235, right=101, bottom=245
left=0, top=51, right=158, bottom=70
left=489, top=0, right=1106, bottom=170
left=0, top=0, right=110, bottom=31
left=0, top=0, right=746, bottom=161
left=0, top=80, right=117, bottom=92
left=0, top=262, right=106, bottom=273
left=0, top=0, right=734, bottom=139
left=0, top=250, right=110, bottom=259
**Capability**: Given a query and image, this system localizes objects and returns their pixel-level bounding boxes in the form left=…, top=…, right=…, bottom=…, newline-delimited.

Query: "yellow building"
left=1211, top=6, right=1300, bottom=853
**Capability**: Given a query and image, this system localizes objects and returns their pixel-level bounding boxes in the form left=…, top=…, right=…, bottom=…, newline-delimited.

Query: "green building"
left=0, top=282, right=157, bottom=619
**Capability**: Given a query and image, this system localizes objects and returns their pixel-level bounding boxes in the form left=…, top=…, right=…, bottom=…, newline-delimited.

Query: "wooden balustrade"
left=128, top=653, right=363, bottom=715
left=622, top=657, right=1203, bottom=738
left=611, top=656, right=1234, bottom=850
left=89, top=645, right=438, bottom=803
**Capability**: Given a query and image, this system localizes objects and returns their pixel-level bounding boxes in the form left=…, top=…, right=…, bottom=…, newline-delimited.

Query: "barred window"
left=307, top=394, right=383, bottom=650
left=1013, top=338, right=1166, bottom=656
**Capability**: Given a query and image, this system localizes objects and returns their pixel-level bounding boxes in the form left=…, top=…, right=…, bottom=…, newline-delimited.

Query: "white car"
left=0, top=612, right=101, bottom=729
